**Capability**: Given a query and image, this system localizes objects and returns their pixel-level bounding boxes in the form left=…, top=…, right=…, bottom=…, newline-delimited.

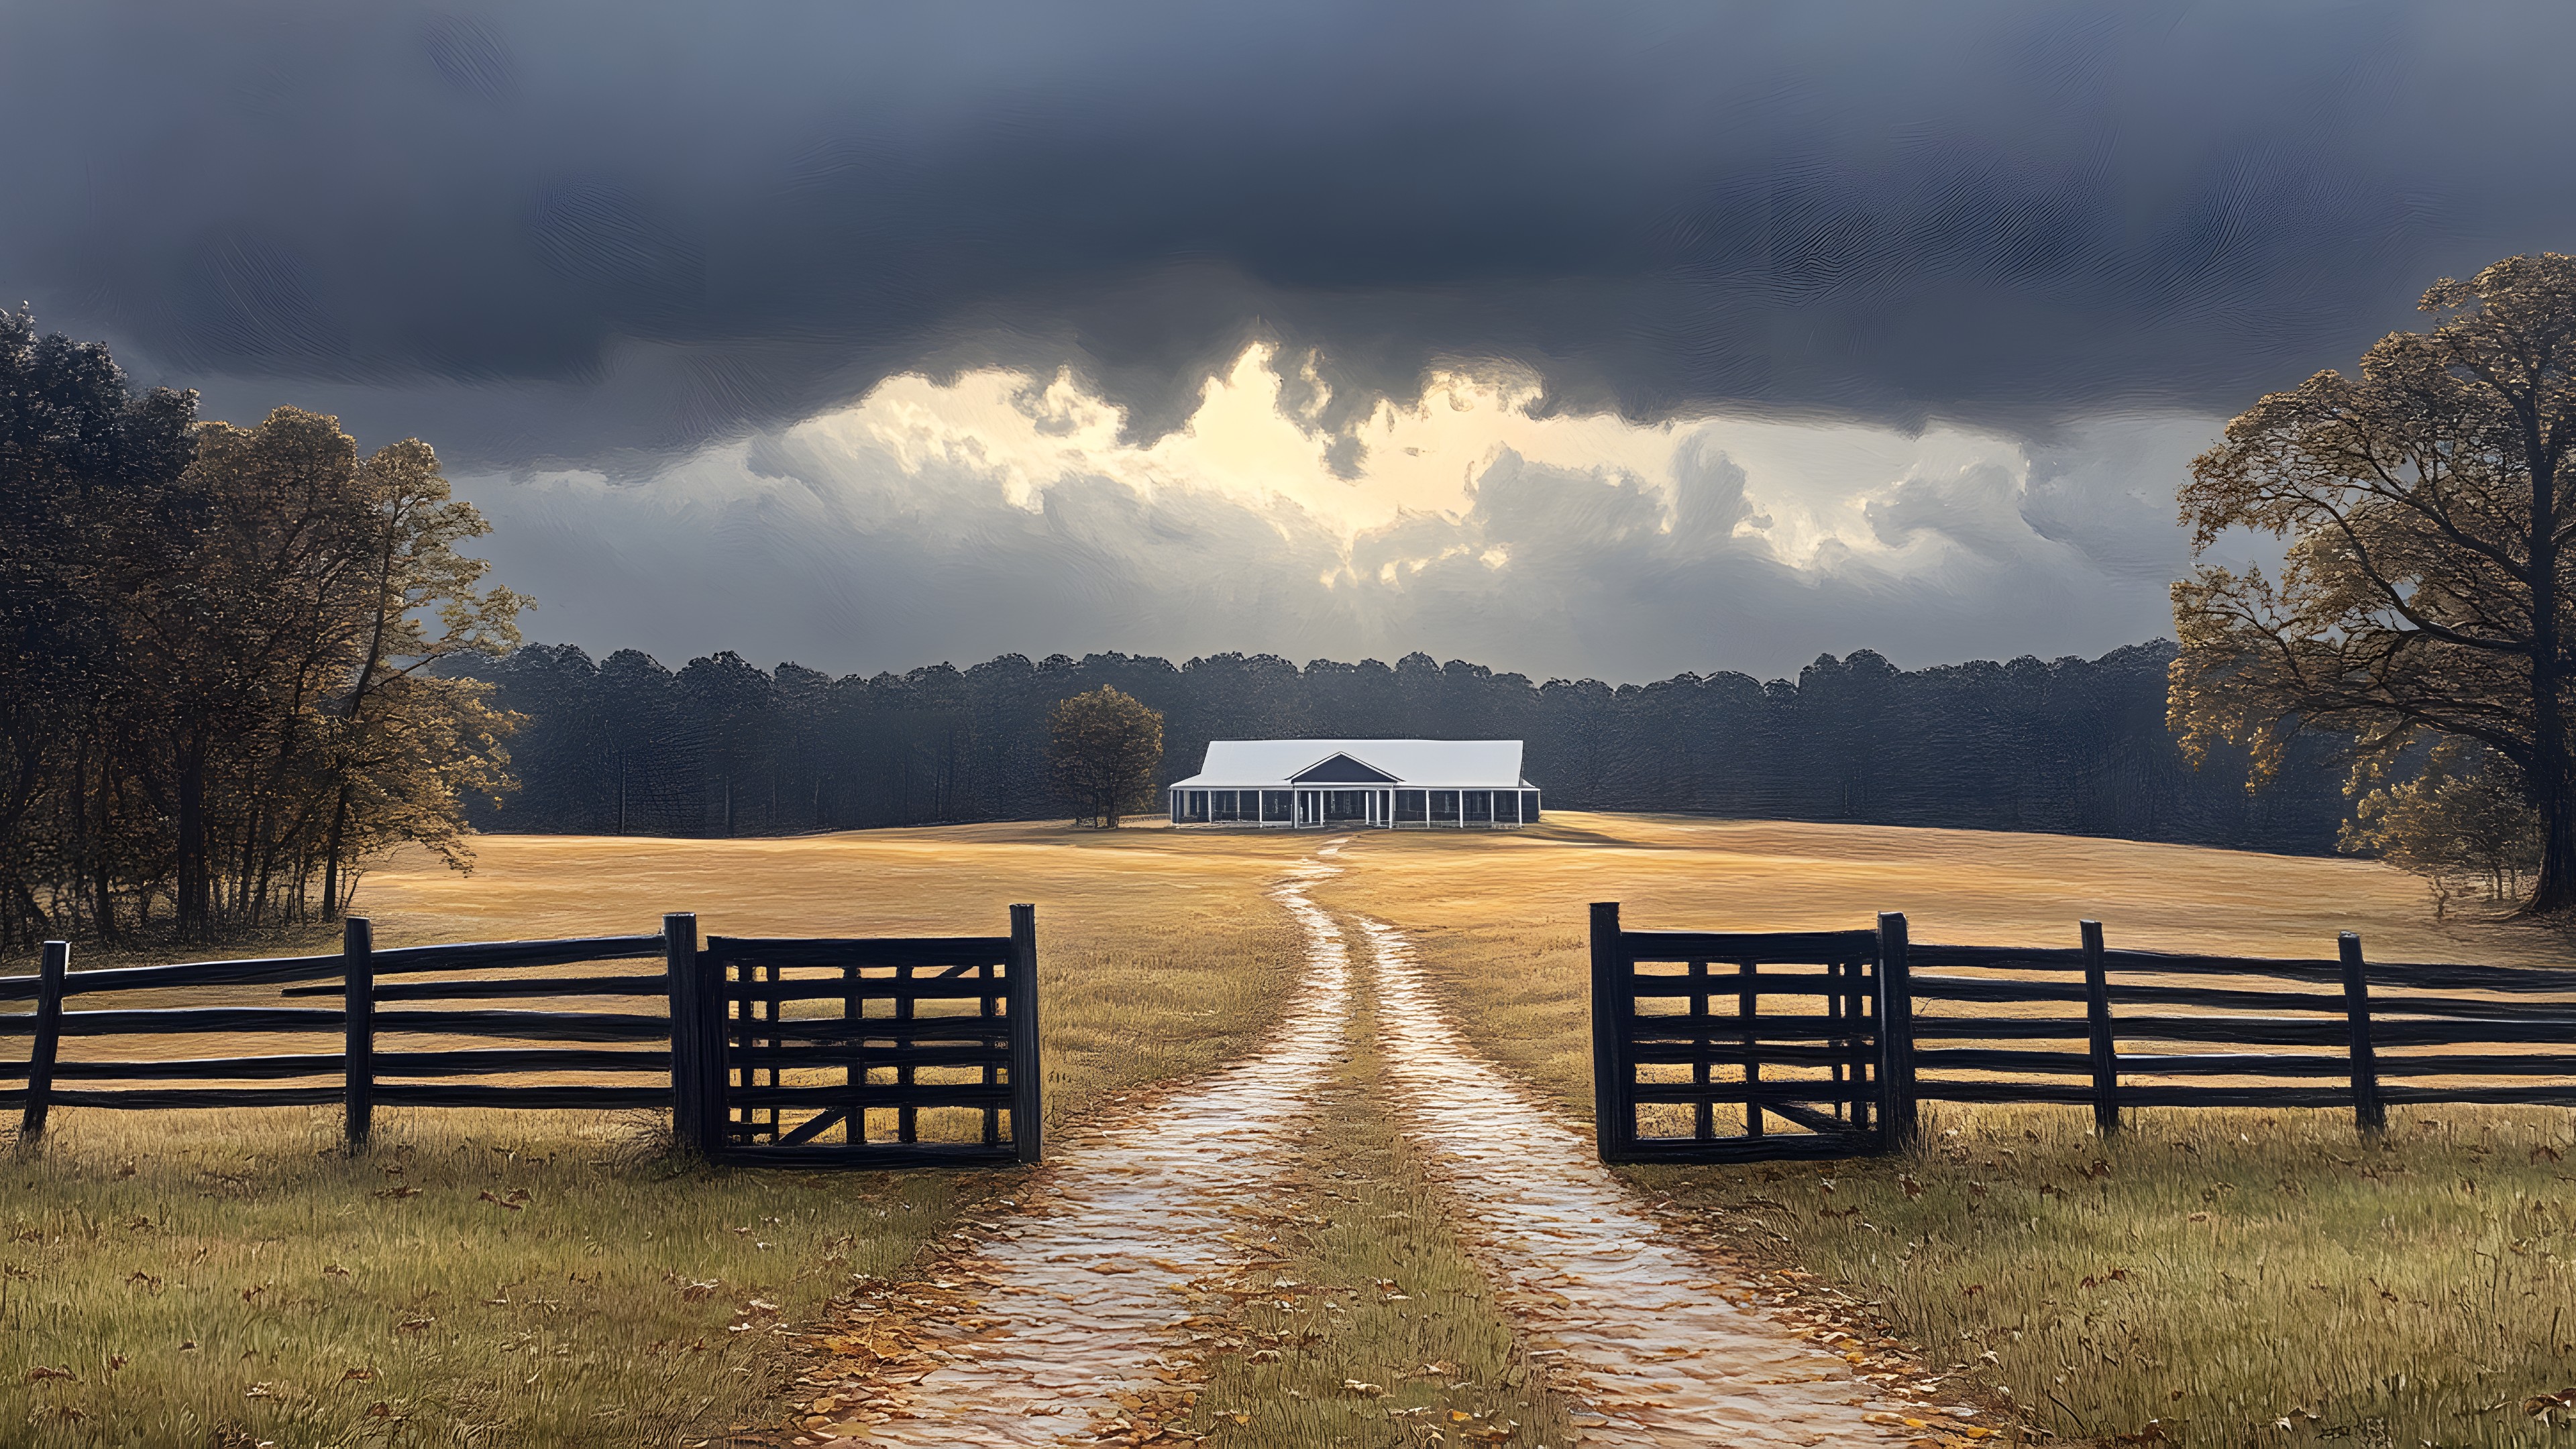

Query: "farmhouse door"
left=1588, top=905, right=1887, bottom=1163
left=682, top=908, right=1040, bottom=1167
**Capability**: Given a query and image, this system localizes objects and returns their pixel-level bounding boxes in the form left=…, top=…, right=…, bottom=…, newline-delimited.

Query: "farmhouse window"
left=1431, top=790, right=1459, bottom=822
left=1493, top=790, right=1519, bottom=823
left=1187, top=790, right=1209, bottom=821
left=1214, top=789, right=1238, bottom=820
left=1395, top=789, right=1427, bottom=822
left=1263, top=790, right=1293, bottom=821
left=1464, top=790, right=1492, bottom=822
left=1521, top=790, right=1541, bottom=821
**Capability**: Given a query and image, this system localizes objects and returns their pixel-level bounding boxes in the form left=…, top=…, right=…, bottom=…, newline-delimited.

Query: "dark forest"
left=447, top=641, right=2350, bottom=854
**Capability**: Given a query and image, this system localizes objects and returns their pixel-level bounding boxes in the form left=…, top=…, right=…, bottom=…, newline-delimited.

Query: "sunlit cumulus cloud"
left=453, top=346, right=2234, bottom=682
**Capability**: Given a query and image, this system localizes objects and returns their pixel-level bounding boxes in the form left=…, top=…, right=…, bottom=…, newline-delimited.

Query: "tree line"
left=0, top=311, right=520, bottom=947
left=442, top=638, right=2351, bottom=853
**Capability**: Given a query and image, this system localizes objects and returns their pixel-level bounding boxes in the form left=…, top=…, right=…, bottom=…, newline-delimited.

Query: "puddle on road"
left=837, top=857, right=1354, bottom=1446
left=1355, top=914, right=1950, bottom=1447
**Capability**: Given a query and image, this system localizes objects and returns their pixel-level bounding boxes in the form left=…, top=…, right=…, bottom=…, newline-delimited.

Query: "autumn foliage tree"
left=1046, top=686, right=1163, bottom=827
left=2171, top=254, right=2576, bottom=913
left=2341, top=741, right=2542, bottom=917
left=0, top=311, right=521, bottom=943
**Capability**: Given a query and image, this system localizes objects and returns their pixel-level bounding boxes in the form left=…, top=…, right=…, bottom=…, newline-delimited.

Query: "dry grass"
left=1312, top=812, right=2576, bottom=1447
left=1189, top=967, right=1580, bottom=1448
left=1633, top=1106, right=2576, bottom=1448
left=0, top=821, right=1311, bottom=1446
left=1, top=1108, right=979, bottom=1447
left=15, top=813, right=2576, bottom=1444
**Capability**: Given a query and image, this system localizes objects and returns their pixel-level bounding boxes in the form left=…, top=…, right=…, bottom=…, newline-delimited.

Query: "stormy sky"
left=7, top=2, right=2569, bottom=682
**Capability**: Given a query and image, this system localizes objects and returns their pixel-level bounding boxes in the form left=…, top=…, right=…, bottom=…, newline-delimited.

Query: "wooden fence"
left=1594, top=904, right=2576, bottom=1163
left=1, top=910, right=1042, bottom=1167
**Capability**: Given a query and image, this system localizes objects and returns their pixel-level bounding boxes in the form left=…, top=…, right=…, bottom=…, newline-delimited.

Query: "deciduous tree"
left=0, top=309, right=524, bottom=945
left=2341, top=742, right=2540, bottom=918
left=2172, top=254, right=2576, bottom=912
left=1047, top=686, right=1162, bottom=827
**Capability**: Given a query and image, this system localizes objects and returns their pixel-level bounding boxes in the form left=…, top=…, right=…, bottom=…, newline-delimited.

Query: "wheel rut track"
left=815, top=846, right=1949, bottom=1445
left=1355, top=912, right=1943, bottom=1446
left=836, top=857, right=1352, bottom=1444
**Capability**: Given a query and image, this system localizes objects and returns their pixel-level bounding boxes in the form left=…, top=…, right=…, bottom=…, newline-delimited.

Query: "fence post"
left=2080, top=919, right=2120, bottom=1138
left=1875, top=912, right=1916, bottom=1150
left=343, top=918, right=374, bottom=1150
left=690, top=936, right=730, bottom=1160
left=1589, top=902, right=1627, bottom=1163
left=663, top=913, right=701, bottom=1157
left=1008, top=904, right=1043, bottom=1165
left=18, top=941, right=69, bottom=1147
left=2339, top=931, right=2385, bottom=1138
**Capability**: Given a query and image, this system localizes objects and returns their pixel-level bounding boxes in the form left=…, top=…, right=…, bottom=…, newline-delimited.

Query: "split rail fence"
left=1, top=910, right=1040, bottom=1169
left=1593, top=904, right=2576, bottom=1164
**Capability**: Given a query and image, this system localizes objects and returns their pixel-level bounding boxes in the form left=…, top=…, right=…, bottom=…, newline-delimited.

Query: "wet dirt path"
left=1354, top=914, right=1945, bottom=1446
left=806, top=843, right=1962, bottom=1445
left=828, top=855, right=1354, bottom=1446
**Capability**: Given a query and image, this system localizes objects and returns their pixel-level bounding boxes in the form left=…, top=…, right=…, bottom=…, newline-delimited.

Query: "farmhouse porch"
left=1168, top=739, right=1542, bottom=829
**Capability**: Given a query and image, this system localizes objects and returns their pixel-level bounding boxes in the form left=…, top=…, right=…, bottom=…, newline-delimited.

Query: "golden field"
left=0, top=822, right=1308, bottom=1448
left=3, top=812, right=2572, bottom=1446
left=1311, top=812, right=2576, bottom=1448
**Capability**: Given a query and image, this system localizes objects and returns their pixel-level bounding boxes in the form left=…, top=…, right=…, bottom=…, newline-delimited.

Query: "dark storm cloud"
left=3, top=1, right=2565, bottom=466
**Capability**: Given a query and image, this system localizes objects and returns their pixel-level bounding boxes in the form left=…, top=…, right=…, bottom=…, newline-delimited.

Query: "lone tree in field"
left=2172, top=254, right=2576, bottom=912
left=1048, top=686, right=1162, bottom=827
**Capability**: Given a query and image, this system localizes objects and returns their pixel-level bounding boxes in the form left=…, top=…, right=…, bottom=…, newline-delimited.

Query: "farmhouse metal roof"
left=1171, top=739, right=1528, bottom=789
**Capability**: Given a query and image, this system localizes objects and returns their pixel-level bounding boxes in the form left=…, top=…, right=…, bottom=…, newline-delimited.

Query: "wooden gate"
left=1589, top=904, right=1903, bottom=1163
left=675, top=906, right=1040, bottom=1168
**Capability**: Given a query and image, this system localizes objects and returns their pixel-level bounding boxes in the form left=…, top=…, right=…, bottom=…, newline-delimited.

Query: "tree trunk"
left=2528, top=759, right=2576, bottom=912
left=323, top=781, right=353, bottom=918
left=2524, top=441, right=2573, bottom=913
left=176, top=733, right=209, bottom=935
left=69, top=738, right=90, bottom=936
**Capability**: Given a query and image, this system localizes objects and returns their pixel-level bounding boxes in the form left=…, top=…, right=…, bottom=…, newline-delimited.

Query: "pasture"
left=1310, top=814, right=2576, bottom=1447
left=3, top=813, right=2571, bottom=1446
left=0, top=824, right=1307, bottom=1448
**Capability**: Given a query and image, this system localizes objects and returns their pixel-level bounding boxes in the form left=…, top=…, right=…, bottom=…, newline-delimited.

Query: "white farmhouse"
left=1167, top=739, right=1541, bottom=829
